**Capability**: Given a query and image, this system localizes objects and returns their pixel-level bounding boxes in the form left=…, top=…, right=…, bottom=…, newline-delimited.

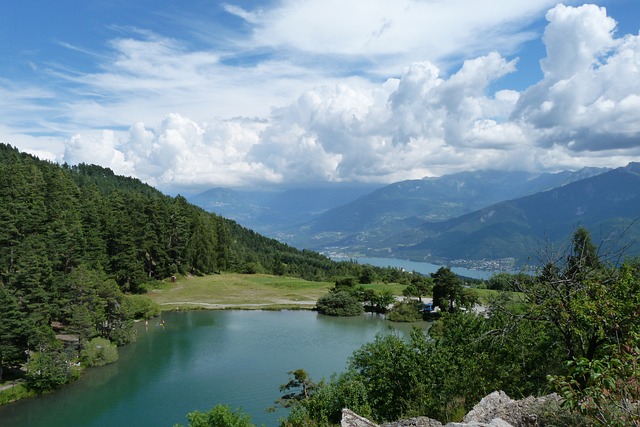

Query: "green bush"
left=316, top=291, right=364, bottom=317
left=123, top=294, right=161, bottom=320
left=334, top=277, right=358, bottom=291
left=175, top=404, right=256, bottom=427
left=25, top=341, right=79, bottom=392
left=300, top=372, right=372, bottom=426
left=387, top=300, right=422, bottom=322
left=81, top=337, right=119, bottom=367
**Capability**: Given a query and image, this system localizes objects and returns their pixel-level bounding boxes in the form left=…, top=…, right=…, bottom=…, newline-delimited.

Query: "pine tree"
left=0, top=283, right=29, bottom=383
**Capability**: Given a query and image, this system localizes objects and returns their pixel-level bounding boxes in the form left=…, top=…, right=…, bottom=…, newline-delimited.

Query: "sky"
left=1, top=1, right=639, bottom=194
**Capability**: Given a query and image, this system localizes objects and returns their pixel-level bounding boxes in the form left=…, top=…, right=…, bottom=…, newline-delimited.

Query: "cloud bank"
left=6, top=3, right=640, bottom=193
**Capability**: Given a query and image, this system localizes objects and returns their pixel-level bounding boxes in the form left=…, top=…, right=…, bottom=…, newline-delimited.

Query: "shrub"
left=123, top=294, right=161, bottom=320
left=0, top=382, right=37, bottom=404
left=176, top=404, right=256, bottom=427
left=24, top=339, right=81, bottom=393
left=334, top=277, right=358, bottom=291
left=316, top=291, right=364, bottom=317
left=81, top=337, right=119, bottom=367
left=387, top=300, right=422, bottom=322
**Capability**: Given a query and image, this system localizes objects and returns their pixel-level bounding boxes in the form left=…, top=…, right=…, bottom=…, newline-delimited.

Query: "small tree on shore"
left=278, top=369, right=318, bottom=407
left=432, top=267, right=476, bottom=312
left=316, top=291, right=364, bottom=317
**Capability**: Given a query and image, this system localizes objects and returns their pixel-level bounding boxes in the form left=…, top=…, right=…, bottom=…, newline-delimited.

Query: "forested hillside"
left=393, top=163, right=640, bottom=266
left=277, top=168, right=607, bottom=252
left=0, top=144, right=399, bottom=391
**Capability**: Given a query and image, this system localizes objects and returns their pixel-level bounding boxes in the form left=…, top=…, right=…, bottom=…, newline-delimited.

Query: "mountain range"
left=189, top=164, right=640, bottom=269
left=393, top=163, right=640, bottom=267
left=188, top=183, right=380, bottom=234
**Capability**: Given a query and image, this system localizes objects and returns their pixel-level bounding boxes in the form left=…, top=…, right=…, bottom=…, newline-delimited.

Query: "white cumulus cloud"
left=59, top=3, right=640, bottom=192
left=514, top=3, right=640, bottom=154
left=1, top=2, right=632, bottom=193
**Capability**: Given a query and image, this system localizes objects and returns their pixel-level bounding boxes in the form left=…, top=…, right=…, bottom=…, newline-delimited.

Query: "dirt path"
left=0, top=381, right=22, bottom=392
left=161, top=299, right=317, bottom=309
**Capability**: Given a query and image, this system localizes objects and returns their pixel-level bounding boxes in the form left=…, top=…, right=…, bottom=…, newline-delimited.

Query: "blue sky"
left=1, top=1, right=639, bottom=194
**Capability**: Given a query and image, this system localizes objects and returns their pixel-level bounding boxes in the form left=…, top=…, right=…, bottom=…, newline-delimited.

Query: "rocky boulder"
left=342, top=391, right=562, bottom=427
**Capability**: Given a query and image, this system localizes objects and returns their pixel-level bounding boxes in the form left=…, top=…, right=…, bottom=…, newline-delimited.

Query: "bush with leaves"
left=282, top=308, right=564, bottom=425
left=26, top=341, right=79, bottom=392
left=123, top=294, right=160, bottom=320
left=549, top=334, right=640, bottom=426
left=503, top=228, right=640, bottom=425
left=174, top=404, right=256, bottom=427
left=387, top=300, right=422, bottom=322
left=279, top=370, right=372, bottom=427
left=513, top=227, right=640, bottom=361
left=81, top=337, right=119, bottom=367
left=316, top=291, right=364, bottom=317
left=283, top=229, right=640, bottom=425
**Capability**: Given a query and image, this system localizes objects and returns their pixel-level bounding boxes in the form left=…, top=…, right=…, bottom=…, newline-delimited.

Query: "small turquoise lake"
left=0, top=310, right=424, bottom=427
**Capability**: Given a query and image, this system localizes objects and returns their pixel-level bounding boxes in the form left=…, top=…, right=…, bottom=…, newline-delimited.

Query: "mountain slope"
left=188, top=184, right=381, bottom=234
left=281, top=168, right=608, bottom=252
left=394, top=163, right=640, bottom=266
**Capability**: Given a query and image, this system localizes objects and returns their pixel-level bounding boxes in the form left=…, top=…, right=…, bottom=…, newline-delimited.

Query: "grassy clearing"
left=0, top=383, right=35, bottom=405
left=144, top=273, right=519, bottom=312
left=146, top=273, right=333, bottom=310
left=470, top=288, right=499, bottom=302
left=145, top=273, right=408, bottom=311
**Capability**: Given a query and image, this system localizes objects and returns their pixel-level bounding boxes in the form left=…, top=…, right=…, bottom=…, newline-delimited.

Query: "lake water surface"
left=351, top=257, right=495, bottom=279
left=0, top=310, right=424, bottom=427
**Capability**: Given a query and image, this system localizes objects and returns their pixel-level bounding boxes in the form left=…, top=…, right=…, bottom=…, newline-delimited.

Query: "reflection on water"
left=0, top=310, right=428, bottom=427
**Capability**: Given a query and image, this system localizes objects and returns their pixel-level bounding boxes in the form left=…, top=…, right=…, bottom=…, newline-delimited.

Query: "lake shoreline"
left=158, top=299, right=318, bottom=312
left=0, top=301, right=318, bottom=408
left=0, top=310, right=421, bottom=427
left=2, top=271, right=410, bottom=410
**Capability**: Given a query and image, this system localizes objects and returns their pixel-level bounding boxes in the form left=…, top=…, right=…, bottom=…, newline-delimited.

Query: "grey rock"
left=342, top=409, right=379, bottom=427
left=462, top=391, right=561, bottom=427
left=342, top=391, right=561, bottom=427
left=382, top=416, right=444, bottom=427
left=447, top=418, right=513, bottom=427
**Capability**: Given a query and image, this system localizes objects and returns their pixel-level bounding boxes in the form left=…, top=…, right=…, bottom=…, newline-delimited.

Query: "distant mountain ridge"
left=392, top=163, right=640, bottom=266
left=280, top=168, right=609, bottom=253
left=189, top=166, right=640, bottom=269
left=188, top=184, right=381, bottom=233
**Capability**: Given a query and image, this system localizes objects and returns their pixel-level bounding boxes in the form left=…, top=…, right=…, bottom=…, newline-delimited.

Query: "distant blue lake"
left=0, top=310, right=426, bottom=427
left=349, top=257, right=497, bottom=279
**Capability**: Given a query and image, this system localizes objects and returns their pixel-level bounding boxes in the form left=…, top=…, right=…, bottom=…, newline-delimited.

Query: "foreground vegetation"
left=279, top=229, right=640, bottom=426
left=176, top=228, right=640, bottom=427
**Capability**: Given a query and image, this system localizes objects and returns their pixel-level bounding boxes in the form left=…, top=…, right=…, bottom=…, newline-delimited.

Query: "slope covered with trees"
left=393, top=163, right=640, bottom=266
left=0, top=144, right=408, bottom=392
left=278, top=168, right=607, bottom=253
